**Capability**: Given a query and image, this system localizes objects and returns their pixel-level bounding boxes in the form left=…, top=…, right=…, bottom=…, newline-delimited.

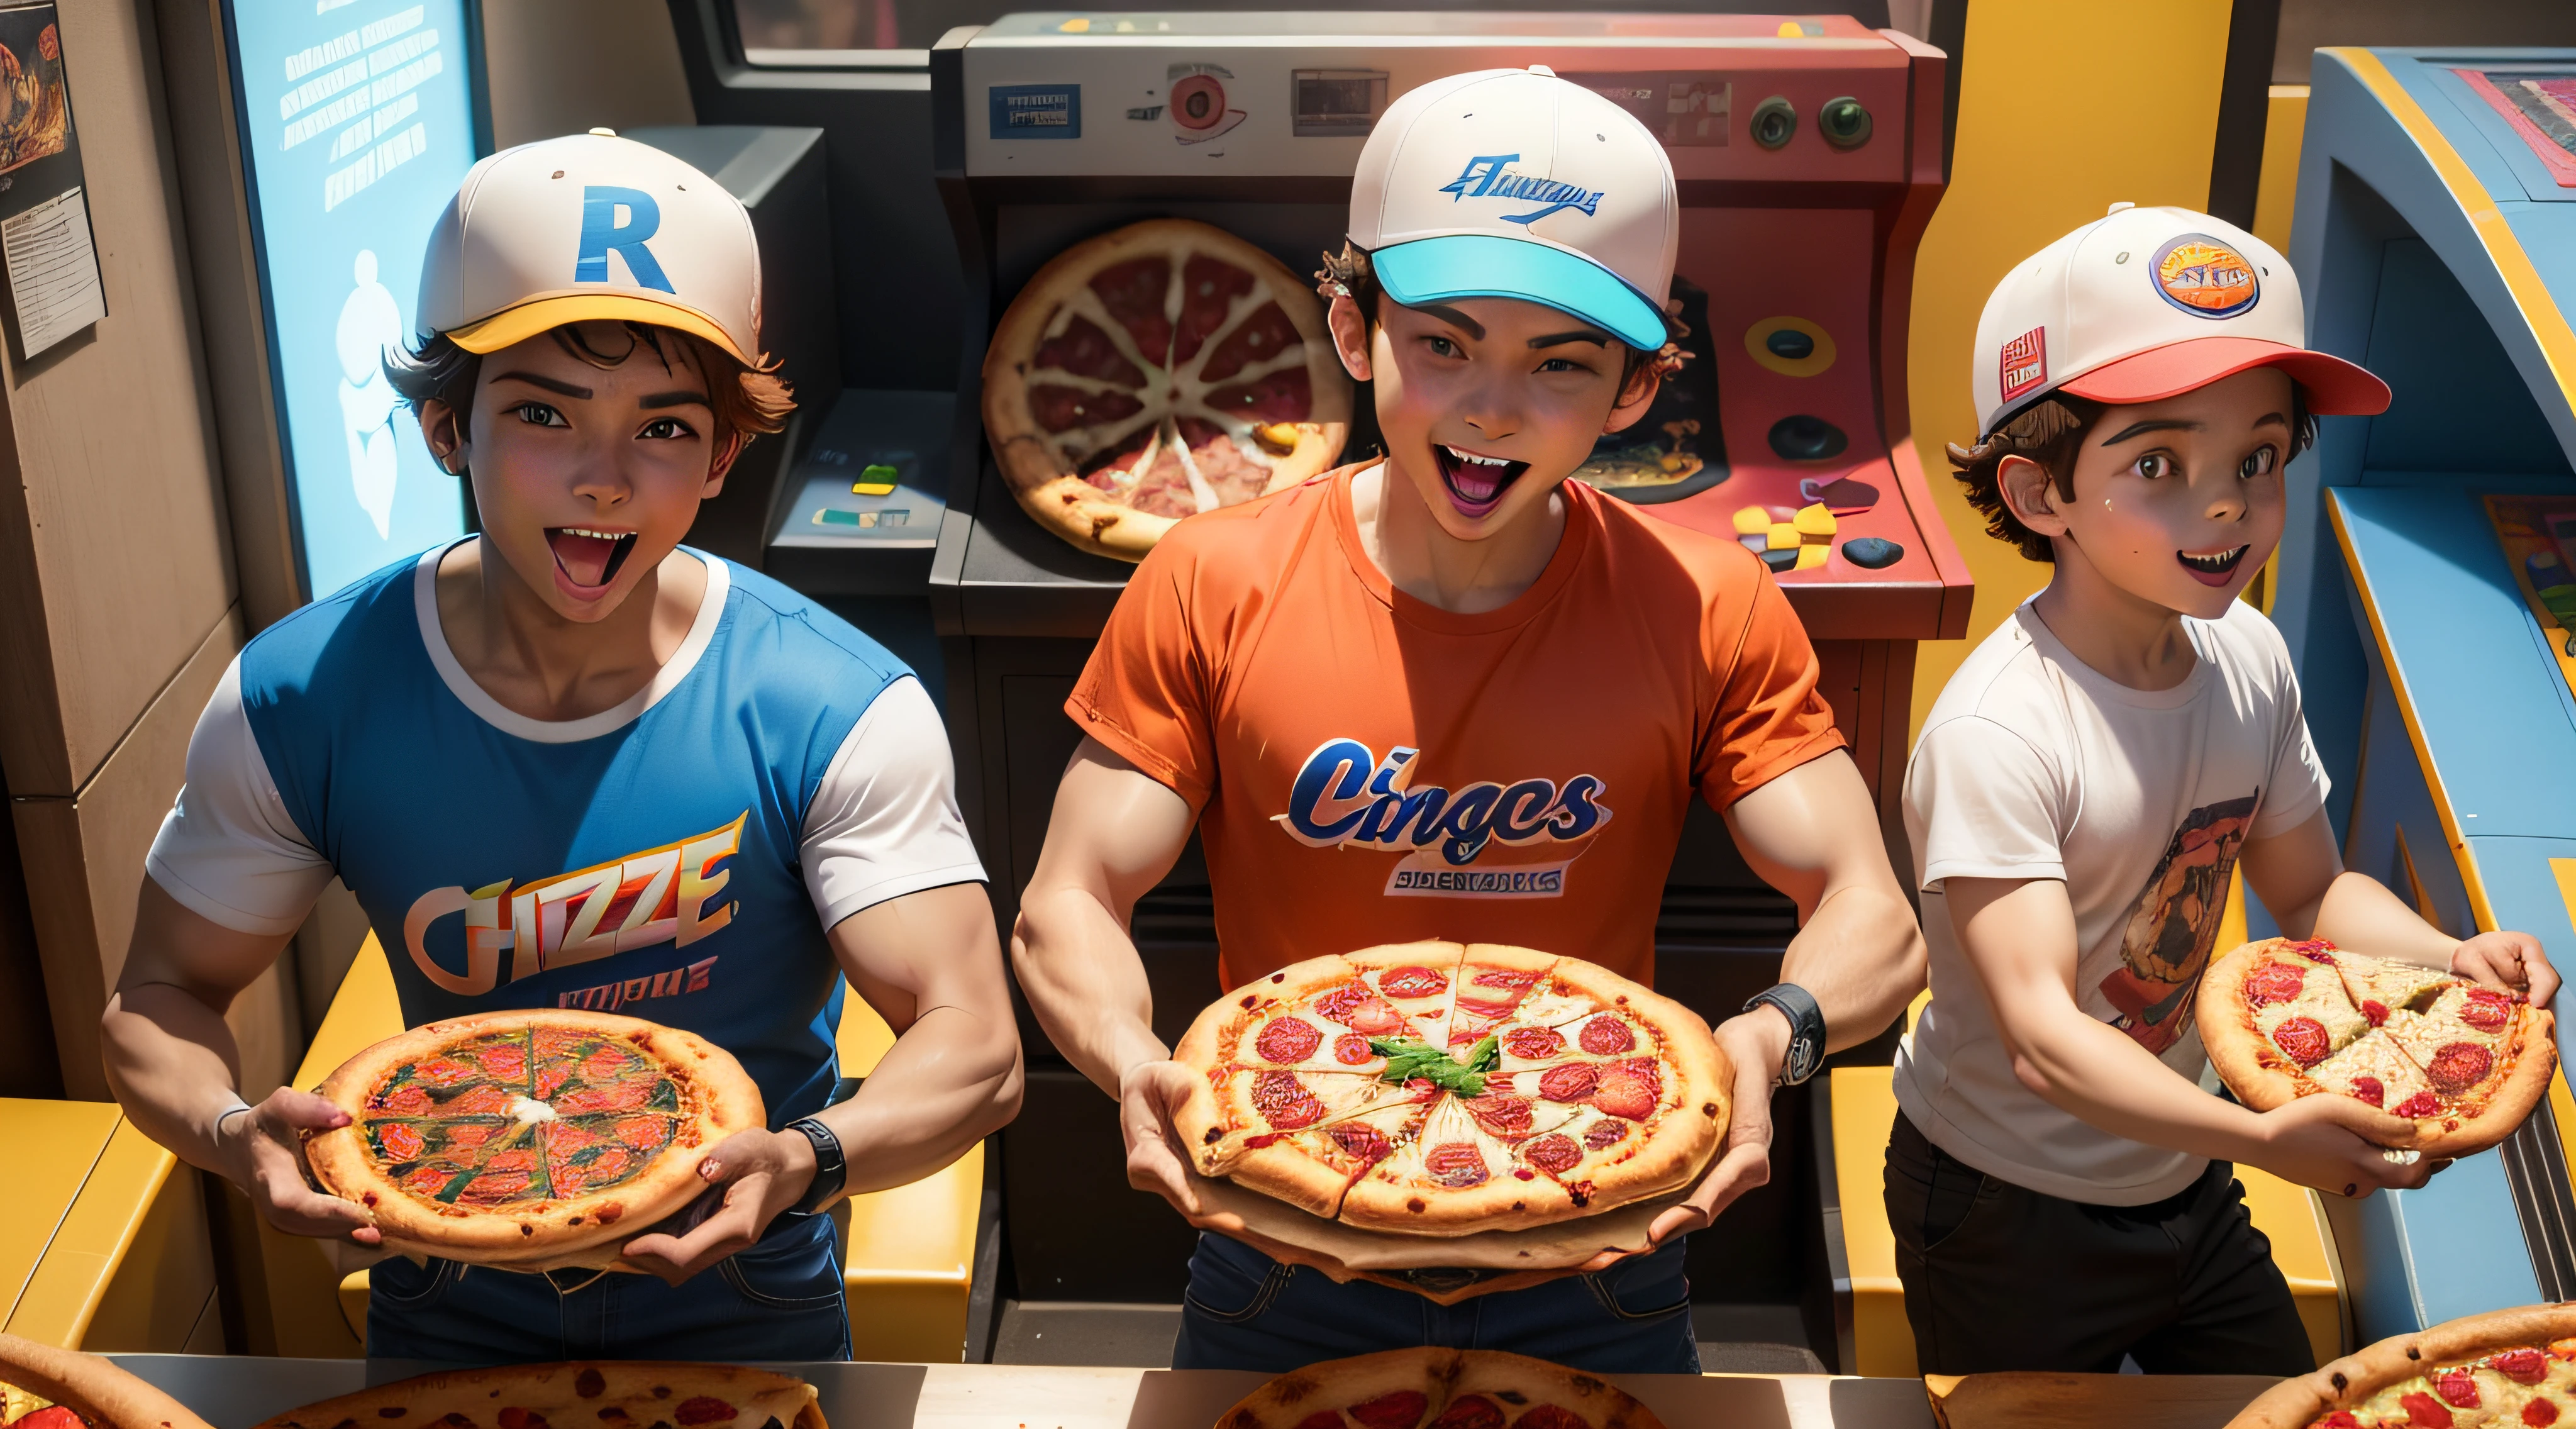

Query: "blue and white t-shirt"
left=146, top=543, right=985, bottom=1127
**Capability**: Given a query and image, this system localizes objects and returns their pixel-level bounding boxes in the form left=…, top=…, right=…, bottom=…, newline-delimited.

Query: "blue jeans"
left=367, top=1213, right=851, bottom=1362
left=1172, top=1232, right=1701, bottom=1374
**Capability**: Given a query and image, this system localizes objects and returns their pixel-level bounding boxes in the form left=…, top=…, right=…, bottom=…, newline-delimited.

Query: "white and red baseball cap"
left=1972, top=203, right=2389, bottom=436
left=418, top=130, right=761, bottom=364
left=1350, top=67, right=1677, bottom=352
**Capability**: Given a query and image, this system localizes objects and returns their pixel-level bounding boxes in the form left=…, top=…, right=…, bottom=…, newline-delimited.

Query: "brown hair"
left=1316, top=240, right=1686, bottom=399
left=1948, top=388, right=2318, bottom=563
left=383, top=321, right=794, bottom=460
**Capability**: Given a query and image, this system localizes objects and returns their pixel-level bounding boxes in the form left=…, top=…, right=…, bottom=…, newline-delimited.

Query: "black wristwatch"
left=1745, top=982, right=1828, bottom=1086
left=785, top=1117, right=847, bottom=1215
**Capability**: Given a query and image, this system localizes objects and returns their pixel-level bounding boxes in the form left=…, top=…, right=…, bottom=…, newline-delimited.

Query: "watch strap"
left=785, top=1117, right=847, bottom=1216
left=1744, top=982, right=1828, bottom=1086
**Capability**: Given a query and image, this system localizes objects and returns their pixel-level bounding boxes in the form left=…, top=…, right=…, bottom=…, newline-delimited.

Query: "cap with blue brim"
left=1373, top=235, right=1668, bottom=353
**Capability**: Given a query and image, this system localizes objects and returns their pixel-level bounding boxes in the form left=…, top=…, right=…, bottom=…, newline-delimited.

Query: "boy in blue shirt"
left=101, top=132, right=1022, bottom=1362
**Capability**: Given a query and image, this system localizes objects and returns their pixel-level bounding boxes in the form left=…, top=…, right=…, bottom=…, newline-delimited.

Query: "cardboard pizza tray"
left=1924, top=1372, right=2282, bottom=1429
left=1180, top=1165, right=1692, bottom=1304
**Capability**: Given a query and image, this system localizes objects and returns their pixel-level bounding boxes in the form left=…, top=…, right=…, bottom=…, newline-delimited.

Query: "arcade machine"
left=2273, top=45, right=2576, bottom=1342
left=929, top=13, right=1966, bottom=1357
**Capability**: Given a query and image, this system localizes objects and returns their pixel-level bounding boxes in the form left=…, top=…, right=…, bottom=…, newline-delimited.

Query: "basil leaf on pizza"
left=2198, top=938, right=2556, bottom=1160
left=980, top=217, right=1352, bottom=562
left=304, top=1009, right=765, bottom=1267
left=1174, top=942, right=1728, bottom=1236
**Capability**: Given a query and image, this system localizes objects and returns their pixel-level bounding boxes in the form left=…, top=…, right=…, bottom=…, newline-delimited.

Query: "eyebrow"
left=1415, top=304, right=1486, bottom=341
left=1530, top=330, right=1611, bottom=350
left=640, top=391, right=712, bottom=411
left=2099, top=418, right=2199, bottom=445
left=492, top=372, right=594, bottom=399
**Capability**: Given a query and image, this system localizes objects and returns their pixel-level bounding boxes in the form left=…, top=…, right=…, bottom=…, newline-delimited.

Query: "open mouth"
left=547, top=526, right=640, bottom=594
left=2176, top=544, right=2250, bottom=587
left=1431, top=444, right=1531, bottom=520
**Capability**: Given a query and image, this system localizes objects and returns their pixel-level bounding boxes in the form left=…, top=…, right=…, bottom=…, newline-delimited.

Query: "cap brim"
left=445, top=294, right=752, bottom=366
left=1372, top=235, right=1667, bottom=352
left=2059, top=336, right=2390, bottom=416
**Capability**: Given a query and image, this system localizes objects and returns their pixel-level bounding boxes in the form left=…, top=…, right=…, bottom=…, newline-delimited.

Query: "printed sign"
left=990, top=84, right=1080, bottom=140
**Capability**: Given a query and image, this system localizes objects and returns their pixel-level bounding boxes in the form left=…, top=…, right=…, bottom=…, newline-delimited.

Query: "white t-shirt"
left=1892, top=598, right=2330, bottom=1205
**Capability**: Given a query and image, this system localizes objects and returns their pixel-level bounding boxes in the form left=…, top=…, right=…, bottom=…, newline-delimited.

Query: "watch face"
left=1785, top=1038, right=1822, bottom=1084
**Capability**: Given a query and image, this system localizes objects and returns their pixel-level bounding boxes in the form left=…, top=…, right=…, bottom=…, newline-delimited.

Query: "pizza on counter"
left=250, top=1364, right=824, bottom=1429
left=1219, top=1347, right=1668, bottom=1429
left=2199, top=938, right=2555, bottom=1159
left=0, top=1333, right=211, bottom=1429
left=1175, top=943, right=1728, bottom=1237
left=980, top=217, right=1351, bottom=561
left=2229, top=1304, right=2576, bottom=1428
left=304, top=1009, right=764, bottom=1265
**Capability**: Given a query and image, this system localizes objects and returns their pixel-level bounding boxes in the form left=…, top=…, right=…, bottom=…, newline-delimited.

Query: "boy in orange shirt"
left=1013, top=67, right=1926, bottom=1373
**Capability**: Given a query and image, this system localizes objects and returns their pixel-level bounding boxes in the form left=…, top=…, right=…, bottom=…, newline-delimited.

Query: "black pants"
left=1883, top=1111, right=2316, bottom=1376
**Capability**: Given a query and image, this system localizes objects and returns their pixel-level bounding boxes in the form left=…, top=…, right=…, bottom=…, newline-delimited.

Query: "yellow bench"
left=261, top=935, right=984, bottom=1361
left=0, top=1098, right=221, bottom=1352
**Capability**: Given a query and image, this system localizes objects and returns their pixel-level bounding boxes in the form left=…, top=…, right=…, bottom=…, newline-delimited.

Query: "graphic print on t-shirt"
left=1276, top=738, right=1613, bottom=899
left=2099, top=792, right=2258, bottom=1052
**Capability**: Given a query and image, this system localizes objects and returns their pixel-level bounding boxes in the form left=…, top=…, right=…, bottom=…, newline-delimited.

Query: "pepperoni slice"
left=2395, top=1091, right=2443, bottom=1118
left=1426, top=1397, right=1504, bottom=1429
left=1579, top=1018, right=1636, bottom=1055
left=1350, top=1392, right=1430, bottom=1429
left=1315, top=985, right=1407, bottom=1035
left=377, top=1122, right=426, bottom=1162
left=2243, top=963, right=2306, bottom=1006
left=1584, top=1120, right=1631, bottom=1150
left=2402, top=1391, right=2456, bottom=1428
left=2348, top=1076, right=2385, bottom=1108
left=1328, top=1122, right=1392, bottom=1165
left=2464, top=990, right=2514, bottom=1032
left=1465, top=1094, right=1533, bottom=1137
left=1523, top=1133, right=1582, bottom=1174
left=2315, top=1415, right=2362, bottom=1429
left=1504, top=1026, right=1565, bottom=1059
left=2438, top=1372, right=2481, bottom=1409
left=2496, top=1348, right=2549, bottom=1384
left=1538, top=1064, right=1601, bottom=1103
left=1379, top=966, right=1451, bottom=1000
left=1333, top=1032, right=1377, bottom=1065
left=1255, top=1017, right=1323, bottom=1065
left=2269, top=1016, right=2331, bottom=1067
left=1591, top=1059, right=1663, bottom=1121
left=1511, top=1410, right=1589, bottom=1429
left=674, top=1400, right=736, bottom=1427
left=2287, top=940, right=2340, bottom=964
left=497, top=1411, right=550, bottom=1429
left=2363, top=1001, right=2390, bottom=1027
left=1251, top=1070, right=1326, bottom=1130
left=2526, top=1402, right=2560, bottom=1428
left=1425, top=1141, right=1489, bottom=1187
left=2428, top=1043, right=2494, bottom=1093
left=18, top=1408, right=87, bottom=1429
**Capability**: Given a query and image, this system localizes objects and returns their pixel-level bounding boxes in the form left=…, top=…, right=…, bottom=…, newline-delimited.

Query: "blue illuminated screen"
left=228, top=0, right=476, bottom=599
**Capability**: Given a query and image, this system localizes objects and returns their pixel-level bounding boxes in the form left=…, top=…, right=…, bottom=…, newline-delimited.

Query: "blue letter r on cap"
left=574, top=186, right=675, bottom=292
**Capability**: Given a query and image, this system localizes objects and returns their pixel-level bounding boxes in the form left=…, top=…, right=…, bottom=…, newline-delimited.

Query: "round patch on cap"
left=2150, top=233, right=2258, bottom=319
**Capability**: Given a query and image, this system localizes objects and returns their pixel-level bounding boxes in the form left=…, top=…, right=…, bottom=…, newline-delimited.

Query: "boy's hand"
left=219, top=1087, right=382, bottom=1245
left=2246, top=1094, right=2435, bottom=1199
left=2451, top=931, right=2558, bottom=1009
left=1645, top=1008, right=1789, bottom=1248
left=619, top=1126, right=816, bottom=1285
left=1119, top=1060, right=1206, bottom=1218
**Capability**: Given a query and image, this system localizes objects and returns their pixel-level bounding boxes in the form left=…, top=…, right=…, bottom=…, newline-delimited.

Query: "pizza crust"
left=1217, top=1347, right=1668, bottom=1429
left=0, top=1334, right=213, bottom=1429
left=249, top=1362, right=825, bottom=1429
left=2226, top=1303, right=2576, bottom=1429
left=981, top=218, right=1352, bottom=564
left=305, top=1009, right=765, bottom=1264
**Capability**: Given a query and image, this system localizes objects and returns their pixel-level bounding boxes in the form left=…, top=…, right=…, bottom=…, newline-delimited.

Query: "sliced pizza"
left=2306, top=1030, right=2438, bottom=1117
left=1341, top=1094, right=1580, bottom=1230
left=2384, top=997, right=2514, bottom=1111
left=249, top=1363, right=824, bottom=1429
left=2333, top=948, right=2460, bottom=1027
left=2226, top=1303, right=2576, bottom=1429
left=0, top=1335, right=213, bottom=1429
left=1444, top=946, right=1561, bottom=1050
left=1218, top=1347, right=1668, bottom=1429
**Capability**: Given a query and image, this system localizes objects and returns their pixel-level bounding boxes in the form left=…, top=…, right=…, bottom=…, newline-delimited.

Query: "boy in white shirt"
left=1891, top=206, right=2559, bottom=1374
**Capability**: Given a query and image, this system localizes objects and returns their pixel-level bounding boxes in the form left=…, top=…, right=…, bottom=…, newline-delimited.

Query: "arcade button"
left=1842, top=536, right=1904, bottom=569
left=852, top=464, right=899, bottom=496
left=1767, top=328, right=1813, bottom=360
left=1746, top=316, right=1836, bottom=377
left=1769, top=413, right=1848, bottom=462
left=1760, top=547, right=1801, bottom=572
left=1819, top=96, right=1872, bottom=149
left=1750, top=96, right=1797, bottom=149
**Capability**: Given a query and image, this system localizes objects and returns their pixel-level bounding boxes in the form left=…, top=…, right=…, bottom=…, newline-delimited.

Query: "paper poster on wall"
left=0, top=4, right=104, bottom=360
left=226, top=0, right=478, bottom=599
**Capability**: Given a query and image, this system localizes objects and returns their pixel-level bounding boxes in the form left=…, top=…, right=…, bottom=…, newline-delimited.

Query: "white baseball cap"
left=418, top=130, right=762, bottom=365
left=1972, top=203, right=2387, bottom=436
left=1350, top=67, right=1677, bottom=352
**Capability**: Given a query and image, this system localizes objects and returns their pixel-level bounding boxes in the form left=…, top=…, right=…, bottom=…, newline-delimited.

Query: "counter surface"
left=103, top=1355, right=1942, bottom=1429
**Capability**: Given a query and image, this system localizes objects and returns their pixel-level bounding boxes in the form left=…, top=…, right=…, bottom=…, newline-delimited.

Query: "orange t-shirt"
left=1068, top=464, right=1843, bottom=990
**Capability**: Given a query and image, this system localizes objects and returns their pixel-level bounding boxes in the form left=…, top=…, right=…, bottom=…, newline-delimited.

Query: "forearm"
left=1011, top=886, right=1169, bottom=1096
left=814, top=1004, right=1023, bottom=1198
left=2308, top=870, right=2462, bottom=967
left=1779, top=882, right=1928, bottom=1053
left=1999, top=1000, right=2267, bottom=1162
left=99, top=982, right=254, bottom=1176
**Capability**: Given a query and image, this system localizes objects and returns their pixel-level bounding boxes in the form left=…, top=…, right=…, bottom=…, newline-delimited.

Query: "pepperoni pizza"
left=1175, top=942, right=1728, bottom=1237
left=0, top=1335, right=210, bottom=1429
left=2198, top=938, right=2556, bottom=1159
left=980, top=217, right=1352, bottom=561
left=1217, top=1347, right=1668, bottom=1429
left=304, top=1010, right=765, bottom=1264
left=2228, top=1304, right=2576, bottom=1429
left=250, top=1363, right=824, bottom=1429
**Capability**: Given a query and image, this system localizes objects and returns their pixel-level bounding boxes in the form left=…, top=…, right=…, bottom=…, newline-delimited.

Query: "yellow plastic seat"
left=288, top=935, right=983, bottom=1360
left=1829, top=987, right=2348, bottom=1374
left=0, top=1099, right=219, bottom=1352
